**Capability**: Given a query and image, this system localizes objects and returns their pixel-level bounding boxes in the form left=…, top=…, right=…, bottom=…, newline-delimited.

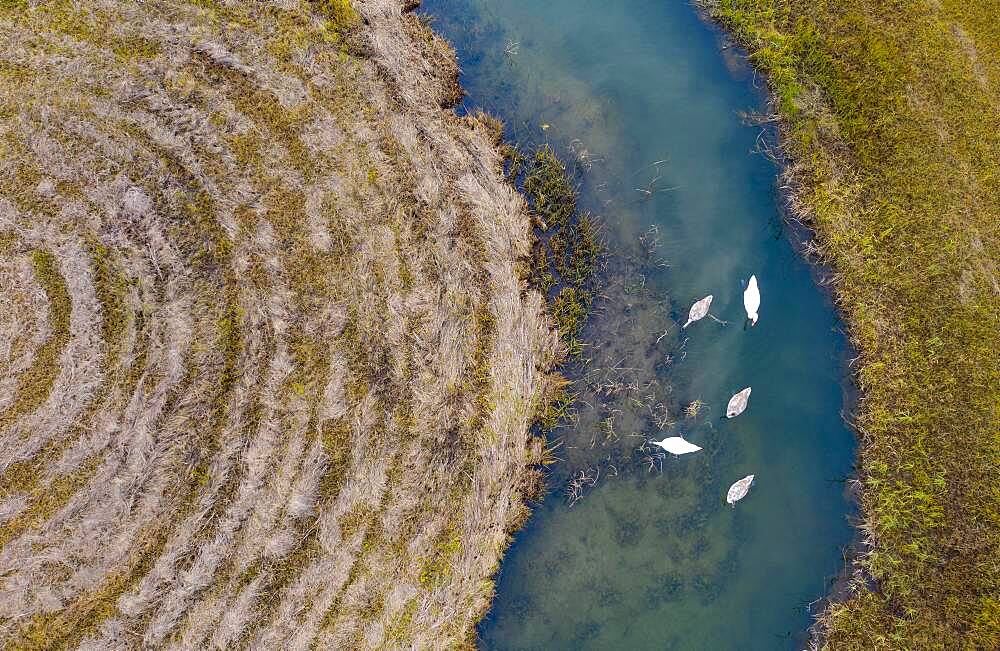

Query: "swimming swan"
left=725, top=387, right=752, bottom=418
left=726, top=474, right=755, bottom=505
left=683, top=295, right=713, bottom=328
left=743, top=274, right=760, bottom=326
left=649, top=436, right=702, bottom=455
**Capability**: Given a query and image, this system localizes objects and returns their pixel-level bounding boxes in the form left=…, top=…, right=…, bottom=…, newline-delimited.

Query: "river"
left=420, top=0, right=858, bottom=648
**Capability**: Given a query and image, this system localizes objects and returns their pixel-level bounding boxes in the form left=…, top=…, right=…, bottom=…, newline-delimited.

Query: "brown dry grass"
left=0, top=1, right=557, bottom=648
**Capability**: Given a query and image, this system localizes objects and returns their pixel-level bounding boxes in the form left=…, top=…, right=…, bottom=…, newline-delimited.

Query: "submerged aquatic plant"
left=515, top=145, right=604, bottom=352
left=684, top=399, right=706, bottom=418
left=565, top=467, right=600, bottom=507
left=645, top=574, right=683, bottom=605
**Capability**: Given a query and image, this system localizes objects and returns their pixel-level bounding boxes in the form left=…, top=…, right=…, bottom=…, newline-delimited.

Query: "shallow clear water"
left=420, top=1, right=858, bottom=649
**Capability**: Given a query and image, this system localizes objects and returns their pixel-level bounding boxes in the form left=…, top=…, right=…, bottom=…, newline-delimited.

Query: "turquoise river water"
left=421, top=1, right=858, bottom=648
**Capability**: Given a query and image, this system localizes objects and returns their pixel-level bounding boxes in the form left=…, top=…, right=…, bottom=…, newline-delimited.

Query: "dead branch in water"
left=565, top=467, right=600, bottom=507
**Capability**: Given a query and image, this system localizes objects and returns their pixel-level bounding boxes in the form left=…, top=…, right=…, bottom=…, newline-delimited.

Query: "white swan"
left=682, top=295, right=713, bottom=328
left=649, top=436, right=702, bottom=455
left=726, top=474, right=755, bottom=505
left=743, top=274, right=760, bottom=326
left=725, top=387, right=752, bottom=418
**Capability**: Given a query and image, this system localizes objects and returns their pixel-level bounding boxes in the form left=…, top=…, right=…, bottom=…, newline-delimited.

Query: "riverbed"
left=420, top=0, right=858, bottom=648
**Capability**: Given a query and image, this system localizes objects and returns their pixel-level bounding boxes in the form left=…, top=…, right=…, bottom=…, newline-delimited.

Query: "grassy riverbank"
left=0, top=0, right=558, bottom=647
left=707, top=0, right=1000, bottom=647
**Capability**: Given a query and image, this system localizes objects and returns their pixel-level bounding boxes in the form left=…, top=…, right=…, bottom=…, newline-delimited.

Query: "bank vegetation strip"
left=0, top=0, right=564, bottom=648
left=707, top=0, right=1000, bottom=647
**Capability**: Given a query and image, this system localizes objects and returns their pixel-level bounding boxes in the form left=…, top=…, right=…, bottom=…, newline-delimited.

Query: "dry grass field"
left=0, top=0, right=560, bottom=648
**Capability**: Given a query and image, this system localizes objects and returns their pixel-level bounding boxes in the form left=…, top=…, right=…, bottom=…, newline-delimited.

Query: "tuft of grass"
left=523, top=146, right=577, bottom=230
left=549, top=286, right=591, bottom=354
left=537, top=378, right=574, bottom=434
left=708, top=0, right=1000, bottom=646
left=384, top=597, right=419, bottom=643
left=418, top=529, right=463, bottom=588
left=310, top=0, right=365, bottom=55
left=312, top=0, right=360, bottom=34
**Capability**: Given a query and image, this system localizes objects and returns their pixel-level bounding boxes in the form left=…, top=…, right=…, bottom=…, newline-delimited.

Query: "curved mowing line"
left=0, top=237, right=140, bottom=504
left=4, top=149, right=239, bottom=647
left=0, top=228, right=151, bottom=551
left=0, top=250, right=71, bottom=430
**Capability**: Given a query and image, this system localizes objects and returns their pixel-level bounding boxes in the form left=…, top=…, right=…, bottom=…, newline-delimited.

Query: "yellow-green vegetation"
left=0, top=0, right=558, bottom=648
left=707, top=0, right=1000, bottom=646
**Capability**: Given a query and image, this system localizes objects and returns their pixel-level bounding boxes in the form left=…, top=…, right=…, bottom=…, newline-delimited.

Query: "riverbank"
left=707, top=0, right=1000, bottom=646
left=0, top=1, right=555, bottom=647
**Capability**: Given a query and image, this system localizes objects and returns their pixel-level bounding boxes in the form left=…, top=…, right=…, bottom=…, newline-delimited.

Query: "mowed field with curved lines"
left=0, top=1, right=558, bottom=648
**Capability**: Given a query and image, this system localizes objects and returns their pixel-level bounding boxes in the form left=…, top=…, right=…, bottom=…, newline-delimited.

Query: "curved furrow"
left=136, top=35, right=377, bottom=637
left=272, top=129, right=488, bottom=650
left=250, top=379, right=392, bottom=649
left=0, top=270, right=193, bottom=620
left=0, top=251, right=52, bottom=525
left=40, top=234, right=151, bottom=486
left=0, top=235, right=104, bottom=469
left=131, top=74, right=353, bottom=642
left=0, top=97, right=219, bottom=638
left=187, top=348, right=354, bottom=649
left=82, top=72, right=276, bottom=607
left=0, top=252, right=52, bottom=415
left=122, top=241, right=291, bottom=646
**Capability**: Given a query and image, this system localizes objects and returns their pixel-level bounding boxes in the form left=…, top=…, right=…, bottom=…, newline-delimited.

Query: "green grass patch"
left=522, top=146, right=577, bottom=230
left=536, top=380, right=574, bottom=435
left=0, top=1, right=162, bottom=63
left=311, top=0, right=361, bottom=38
left=418, top=528, right=463, bottom=588
left=709, top=0, right=1000, bottom=646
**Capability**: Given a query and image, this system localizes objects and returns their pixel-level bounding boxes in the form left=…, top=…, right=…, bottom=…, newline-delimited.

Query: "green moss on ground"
left=708, top=0, right=1000, bottom=646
